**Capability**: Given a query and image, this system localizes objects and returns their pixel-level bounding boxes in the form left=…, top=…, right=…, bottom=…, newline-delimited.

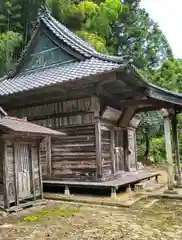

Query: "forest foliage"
left=0, top=0, right=182, bottom=162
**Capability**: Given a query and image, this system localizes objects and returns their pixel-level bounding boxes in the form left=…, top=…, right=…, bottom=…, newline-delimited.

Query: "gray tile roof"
left=1, top=7, right=182, bottom=108
left=0, top=116, right=65, bottom=136
left=0, top=58, right=121, bottom=96
left=0, top=7, right=125, bottom=96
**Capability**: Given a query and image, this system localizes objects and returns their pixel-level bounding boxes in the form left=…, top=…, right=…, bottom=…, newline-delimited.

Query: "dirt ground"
left=0, top=197, right=182, bottom=240
left=0, top=165, right=178, bottom=240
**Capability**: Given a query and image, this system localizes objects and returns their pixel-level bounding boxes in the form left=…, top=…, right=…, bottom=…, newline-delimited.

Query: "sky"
left=140, top=0, right=182, bottom=58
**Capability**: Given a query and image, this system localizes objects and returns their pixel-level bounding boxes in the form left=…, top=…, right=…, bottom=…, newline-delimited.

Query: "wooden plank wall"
left=8, top=97, right=99, bottom=128
left=7, top=97, right=100, bottom=182
left=51, top=124, right=97, bottom=181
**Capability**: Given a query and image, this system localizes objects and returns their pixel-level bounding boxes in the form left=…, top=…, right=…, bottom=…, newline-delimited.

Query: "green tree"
left=0, top=0, right=176, bottom=164
left=151, top=59, right=182, bottom=92
left=137, top=59, right=182, bottom=163
left=16, top=0, right=42, bottom=45
left=0, top=0, right=22, bottom=33
left=137, top=111, right=163, bottom=162
left=0, top=31, right=21, bottom=76
left=114, top=3, right=173, bottom=69
left=47, top=0, right=122, bottom=53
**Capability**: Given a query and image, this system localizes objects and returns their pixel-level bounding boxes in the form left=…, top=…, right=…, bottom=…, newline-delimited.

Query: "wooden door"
left=114, top=130, right=124, bottom=172
left=16, top=143, right=31, bottom=199
left=101, top=127, right=112, bottom=176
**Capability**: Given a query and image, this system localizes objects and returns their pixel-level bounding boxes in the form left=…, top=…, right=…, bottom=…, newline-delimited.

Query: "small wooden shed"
left=0, top=116, right=63, bottom=211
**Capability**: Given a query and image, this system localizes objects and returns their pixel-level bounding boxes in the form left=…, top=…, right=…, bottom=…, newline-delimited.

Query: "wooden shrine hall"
left=0, top=6, right=182, bottom=194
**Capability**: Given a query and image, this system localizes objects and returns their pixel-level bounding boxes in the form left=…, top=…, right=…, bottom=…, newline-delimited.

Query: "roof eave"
left=0, top=125, right=65, bottom=137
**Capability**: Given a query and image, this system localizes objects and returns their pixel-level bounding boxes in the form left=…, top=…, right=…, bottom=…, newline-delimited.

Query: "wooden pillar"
left=134, top=130, right=138, bottom=170
left=29, top=144, right=36, bottom=202
left=2, top=139, right=8, bottom=210
left=160, top=109, right=174, bottom=190
left=13, top=142, right=19, bottom=208
left=110, top=129, right=115, bottom=175
left=95, top=119, right=102, bottom=180
left=171, top=114, right=182, bottom=185
left=46, top=136, right=52, bottom=178
left=37, top=141, right=43, bottom=199
left=123, top=129, right=130, bottom=172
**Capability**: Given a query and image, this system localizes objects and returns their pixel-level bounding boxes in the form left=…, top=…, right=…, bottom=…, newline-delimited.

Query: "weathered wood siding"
left=0, top=138, right=42, bottom=209
left=7, top=97, right=100, bottom=182
left=15, top=142, right=31, bottom=200
left=8, top=97, right=100, bottom=180
left=51, top=124, right=97, bottom=181
left=8, top=97, right=100, bottom=126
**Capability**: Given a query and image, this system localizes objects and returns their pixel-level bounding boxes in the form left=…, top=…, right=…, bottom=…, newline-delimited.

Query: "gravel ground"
left=0, top=198, right=182, bottom=240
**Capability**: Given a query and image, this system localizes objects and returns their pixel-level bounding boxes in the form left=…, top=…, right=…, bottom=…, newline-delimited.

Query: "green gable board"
left=22, top=32, right=76, bottom=72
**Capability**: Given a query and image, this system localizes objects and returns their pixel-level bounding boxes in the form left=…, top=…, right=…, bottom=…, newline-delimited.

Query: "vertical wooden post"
left=110, top=129, right=115, bottom=175
left=29, top=144, right=36, bottom=202
left=95, top=118, right=102, bottom=180
left=91, top=96, right=100, bottom=117
left=123, top=129, right=130, bottom=172
left=133, top=130, right=138, bottom=170
left=171, top=113, right=182, bottom=185
left=2, top=139, right=8, bottom=210
left=161, top=110, right=174, bottom=190
left=37, top=141, right=43, bottom=199
left=46, top=136, right=52, bottom=178
left=13, top=142, right=19, bottom=208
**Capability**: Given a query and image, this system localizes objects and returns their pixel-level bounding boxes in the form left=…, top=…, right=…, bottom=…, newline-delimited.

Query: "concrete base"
left=64, top=186, right=70, bottom=196
left=163, top=189, right=178, bottom=195
left=111, top=187, right=117, bottom=199
left=126, top=185, right=132, bottom=193
left=137, top=185, right=182, bottom=200
left=174, top=182, right=182, bottom=188
left=44, top=193, right=147, bottom=208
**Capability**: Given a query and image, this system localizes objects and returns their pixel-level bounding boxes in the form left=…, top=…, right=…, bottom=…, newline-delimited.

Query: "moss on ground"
left=1, top=199, right=182, bottom=239
left=19, top=206, right=80, bottom=224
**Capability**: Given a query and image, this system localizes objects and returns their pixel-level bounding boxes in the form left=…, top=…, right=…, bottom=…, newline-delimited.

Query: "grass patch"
left=19, top=206, right=79, bottom=224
